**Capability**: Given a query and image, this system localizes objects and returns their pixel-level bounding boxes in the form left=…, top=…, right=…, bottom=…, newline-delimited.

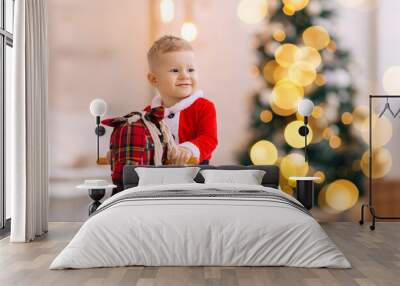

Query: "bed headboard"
left=123, top=165, right=280, bottom=189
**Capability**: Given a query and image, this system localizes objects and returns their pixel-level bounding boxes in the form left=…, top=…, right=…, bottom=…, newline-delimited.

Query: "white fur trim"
left=179, top=141, right=200, bottom=159
left=151, top=90, right=204, bottom=115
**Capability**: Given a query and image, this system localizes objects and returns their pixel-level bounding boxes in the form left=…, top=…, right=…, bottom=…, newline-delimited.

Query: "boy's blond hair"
left=147, top=35, right=193, bottom=69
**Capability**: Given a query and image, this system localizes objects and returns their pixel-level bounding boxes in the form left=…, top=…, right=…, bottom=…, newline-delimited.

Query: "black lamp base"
left=88, top=189, right=106, bottom=215
left=295, top=180, right=314, bottom=210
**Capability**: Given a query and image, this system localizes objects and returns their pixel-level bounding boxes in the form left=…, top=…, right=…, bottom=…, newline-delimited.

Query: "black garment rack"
left=359, top=95, right=400, bottom=230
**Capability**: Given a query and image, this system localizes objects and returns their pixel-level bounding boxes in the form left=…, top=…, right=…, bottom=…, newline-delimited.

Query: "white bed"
left=50, top=183, right=351, bottom=269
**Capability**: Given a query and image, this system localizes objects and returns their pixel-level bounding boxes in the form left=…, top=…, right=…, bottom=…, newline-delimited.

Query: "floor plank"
left=0, top=222, right=399, bottom=286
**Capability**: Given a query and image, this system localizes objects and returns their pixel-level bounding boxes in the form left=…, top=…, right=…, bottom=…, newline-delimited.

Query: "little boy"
left=145, top=35, right=218, bottom=165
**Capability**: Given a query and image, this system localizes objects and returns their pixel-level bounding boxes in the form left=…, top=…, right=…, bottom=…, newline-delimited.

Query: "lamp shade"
left=298, top=99, right=314, bottom=116
left=89, top=99, right=107, bottom=117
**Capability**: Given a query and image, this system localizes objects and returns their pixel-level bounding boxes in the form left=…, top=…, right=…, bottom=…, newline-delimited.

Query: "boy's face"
left=148, top=51, right=198, bottom=105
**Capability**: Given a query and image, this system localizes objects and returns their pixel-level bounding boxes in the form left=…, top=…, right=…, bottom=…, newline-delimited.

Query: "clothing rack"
left=359, top=95, right=400, bottom=230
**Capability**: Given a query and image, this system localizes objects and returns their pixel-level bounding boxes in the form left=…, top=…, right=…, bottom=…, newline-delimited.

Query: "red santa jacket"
left=144, top=90, right=218, bottom=163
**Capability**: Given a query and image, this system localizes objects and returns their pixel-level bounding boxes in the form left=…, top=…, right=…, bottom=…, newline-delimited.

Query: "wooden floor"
left=0, top=222, right=399, bottom=286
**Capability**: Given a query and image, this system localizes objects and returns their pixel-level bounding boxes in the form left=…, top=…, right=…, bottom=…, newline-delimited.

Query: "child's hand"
left=170, top=146, right=193, bottom=165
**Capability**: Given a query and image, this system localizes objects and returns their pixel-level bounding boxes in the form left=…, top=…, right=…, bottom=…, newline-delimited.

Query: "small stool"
left=289, top=177, right=318, bottom=210
left=77, top=181, right=116, bottom=215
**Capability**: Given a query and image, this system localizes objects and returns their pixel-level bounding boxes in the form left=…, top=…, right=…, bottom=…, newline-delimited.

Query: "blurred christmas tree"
left=238, top=0, right=367, bottom=209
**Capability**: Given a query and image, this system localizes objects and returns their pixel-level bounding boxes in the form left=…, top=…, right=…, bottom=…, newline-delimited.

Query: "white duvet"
left=50, top=183, right=351, bottom=269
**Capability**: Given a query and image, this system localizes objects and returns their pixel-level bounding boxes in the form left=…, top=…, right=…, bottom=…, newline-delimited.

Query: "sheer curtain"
left=9, top=0, right=48, bottom=242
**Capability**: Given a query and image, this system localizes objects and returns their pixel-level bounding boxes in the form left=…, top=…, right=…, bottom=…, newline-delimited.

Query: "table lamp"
left=297, top=99, right=314, bottom=162
left=89, top=99, right=107, bottom=162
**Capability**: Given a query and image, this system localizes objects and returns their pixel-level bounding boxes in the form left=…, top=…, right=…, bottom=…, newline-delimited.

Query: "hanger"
left=378, top=97, right=395, bottom=118
left=394, top=106, right=400, bottom=118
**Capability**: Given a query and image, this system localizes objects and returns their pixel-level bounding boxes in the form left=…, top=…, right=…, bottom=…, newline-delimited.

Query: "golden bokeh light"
left=361, top=114, right=393, bottom=148
left=273, top=30, right=286, bottom=42
left=250, top=140, right=279, bottom=165
left=282, top=4, right=295, bottom=16
left=275, top=43, right=299, bottom=67
left=288, top=61, right=317, bottom=86
left=260, top=110, right=273, bottom=123
left=273, top=65, right=289, bottom=82
left=237, top=0, right=268, bottom=24
left=160, top=0, right=175, bottom=23
left=284, top=120, right=314, bottom=148
left=272, top=79, right=304, bottom=110
left=341, top=112, right=353, bottom=125
left=311, top=105, right=323, bottom=118
left=283, top=0, right=310, bottom=11
left=280, top=184, right=294, bottom=196
left=280, top=153, right=309, bottom=179
left=288, top=176, right=297, bottom=188
left=327, top=40, right=337, bottom=52
left=318, top=186, right=331, bottom=212
left=361, top=148, right=392, bottom=179
left=263, top=60, right=278, bottom=84
left=313, top=171, right=325, bottom=183
left=302, top=26, right=330, bottom=50
left=271, top=101, right=297, bottom=116
left=322, top=127, right=333, bottom=139
left=329, top=135, right=341, bottom=149
left=352, top=105, right=368, bottom=130
left=181, top=22, right=198, bottom=42
left=325, top=180, right=359, bottom=212
left=296, top=111, right=304, bottom=121
left=383, top=66, right=400, bottom=95
left=315, top=74, right=326, bottom=86
left=295, top=47, right=321, bottom=68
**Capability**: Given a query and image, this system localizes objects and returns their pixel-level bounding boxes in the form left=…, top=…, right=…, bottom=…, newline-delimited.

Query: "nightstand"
left=77, top=180, right=116, bottom=215
left=289, top=176, right=318, bottom=210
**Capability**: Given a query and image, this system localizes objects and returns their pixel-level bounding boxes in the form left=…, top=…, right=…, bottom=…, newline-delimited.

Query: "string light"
left=250, top=140, right=279, bottom=165
left=360, top=113, right=392, bottom=148
left=325, top=179, right=359, bottom=212
left=302, top=26, right=330, bottom=50
left=361, top=148, right=392, bottom=179
left=273, top=30, right=286, bottom=42
left=260, top=110, right=273, bottom=123
left=383, top=66, right=400, bottom=95
left=160, top=0, right=175, bottom=23
left=237, top=0, right=268, bottom=24
left=282, top=4, right=295, bottom=16
left=280, top=153, right=309, bottom=179
left=341, top=112, right=353, bottom=125
left=311, top=106, right=323, bottom=118
left=313, top=171, right=325, bottom=183
left=275, top=43, right=299, bottom=67
left=295, top=47, right=322, bottom=69
left=329, top=135, right=341, bottom=149
left=315, top=74, right=326, bottom=86
left=181, top=22, right=198, bottom=42
left=283, top=0, right=310, bottom=11
left=288, top=61, right=317, bottom=86
left=263, top=60, right=279, bottom=84
left=272, top=79, right=304, bottom=110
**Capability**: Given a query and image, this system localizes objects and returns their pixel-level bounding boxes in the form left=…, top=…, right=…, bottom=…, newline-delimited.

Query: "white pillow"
left=200, top=169, right=266, bottom=185
left=135, top=167, right=200, bottom=186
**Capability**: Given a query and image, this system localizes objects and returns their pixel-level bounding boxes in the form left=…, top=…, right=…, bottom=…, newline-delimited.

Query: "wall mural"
left=48, top=0, right=395, bottom=222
